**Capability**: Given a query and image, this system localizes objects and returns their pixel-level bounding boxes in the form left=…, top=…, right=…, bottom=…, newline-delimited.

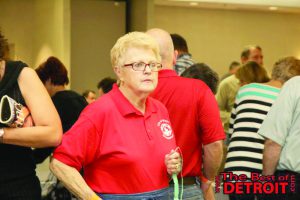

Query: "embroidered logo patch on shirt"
left=157, top=119, right=173, bottom=140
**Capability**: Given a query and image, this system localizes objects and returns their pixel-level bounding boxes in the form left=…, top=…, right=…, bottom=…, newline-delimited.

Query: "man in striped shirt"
left=170, top=33, right=195, bottom=75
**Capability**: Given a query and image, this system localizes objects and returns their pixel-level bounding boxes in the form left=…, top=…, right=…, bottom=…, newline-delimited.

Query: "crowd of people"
left=0, top=26, right=300, bottom=200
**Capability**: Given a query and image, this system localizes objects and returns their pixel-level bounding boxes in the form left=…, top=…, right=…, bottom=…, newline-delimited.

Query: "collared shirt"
left=53, top=84, right=176, bottom=193
left=150, top=69, right=225, bottom=177
left=224, top=83, right=280, bottom=178
left=215, top=75, right=240, bottom=133
left=174, top=53, right=195, bottom=75
left=258, top=76, right=300, bottom=173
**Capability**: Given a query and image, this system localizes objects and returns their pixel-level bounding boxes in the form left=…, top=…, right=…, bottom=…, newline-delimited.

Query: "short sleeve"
left=198, top=86, right=226, bottom=144
left=53, top=114, right=101, bottom=171
left=258, top=81, right=296, bottom=146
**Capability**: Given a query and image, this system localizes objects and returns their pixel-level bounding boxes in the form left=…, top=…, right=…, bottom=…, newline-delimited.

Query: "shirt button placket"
left=144, top=118, right=153, bottom=140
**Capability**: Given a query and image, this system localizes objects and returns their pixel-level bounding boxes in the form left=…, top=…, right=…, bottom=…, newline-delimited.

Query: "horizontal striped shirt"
left=224, top=83, right=280, bottom=178
left=174, top=53, right=194, bottom=75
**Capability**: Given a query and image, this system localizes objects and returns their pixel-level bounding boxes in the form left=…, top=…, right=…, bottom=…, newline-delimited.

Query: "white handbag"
left=0, top=95, right=34, bottom=127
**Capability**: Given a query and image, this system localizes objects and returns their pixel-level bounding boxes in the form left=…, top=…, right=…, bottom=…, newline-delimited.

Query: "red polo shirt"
left=53, top=85, right=176, bottom=194
left=150, top=69, right=225, bottom=177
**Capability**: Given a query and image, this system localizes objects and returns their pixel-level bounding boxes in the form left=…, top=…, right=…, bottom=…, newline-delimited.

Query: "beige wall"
left=70, top=0, right=126, bottom=93
left=2, top=1, right=300, bottom=82
left=130, top=0, right=154, bottom=31
left=154, top=5, right=300, bottom=76
left=0, top=0, right=35, bottom=66
left=33, top=0, right=70, bottom=70
left=0, top=0, right=70, bottom=72
left=0, top=0, right=125, bottom=93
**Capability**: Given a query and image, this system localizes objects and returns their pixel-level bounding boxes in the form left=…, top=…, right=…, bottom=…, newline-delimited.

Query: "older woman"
left=224, top=58, right=300, bottom=200
left=0, top=31, right=62, bottom=199
left=50, top=32, right=181, bottom=200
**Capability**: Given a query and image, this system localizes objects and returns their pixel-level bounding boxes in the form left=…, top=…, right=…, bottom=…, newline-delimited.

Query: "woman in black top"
left=33, top=57, right=87, bottom=200
left=34, top=56, right=88, bottom=163
left=0, top=31, right=62, bottom=199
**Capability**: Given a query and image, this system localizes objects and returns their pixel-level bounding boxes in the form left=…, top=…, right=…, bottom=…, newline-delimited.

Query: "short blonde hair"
left=110, top=32, right=161, bottom=67
left=271, top=56, right=300, bottom=83
left=236, top=61, right=270, bottom=84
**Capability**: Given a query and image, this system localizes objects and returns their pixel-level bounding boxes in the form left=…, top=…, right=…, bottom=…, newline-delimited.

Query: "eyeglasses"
left=123, top=62, right=162, bottom=72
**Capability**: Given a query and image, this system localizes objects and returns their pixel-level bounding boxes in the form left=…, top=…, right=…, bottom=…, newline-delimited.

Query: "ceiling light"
left=189, top=2, right=199, bottom=6
left=269, top=6, right=278, bottom=11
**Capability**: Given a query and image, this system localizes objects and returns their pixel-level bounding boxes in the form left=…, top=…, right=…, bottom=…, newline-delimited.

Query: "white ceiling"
left=155, top=0, right=300, bottom=13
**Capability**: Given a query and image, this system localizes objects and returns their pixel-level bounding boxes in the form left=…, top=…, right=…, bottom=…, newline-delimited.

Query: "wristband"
left=199, top=175, right=215, bottom=188
left=199, top=175, right=210, bottom=183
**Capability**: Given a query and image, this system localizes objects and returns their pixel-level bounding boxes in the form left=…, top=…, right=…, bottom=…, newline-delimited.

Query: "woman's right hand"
left=165, top=150, right=182, bottom=175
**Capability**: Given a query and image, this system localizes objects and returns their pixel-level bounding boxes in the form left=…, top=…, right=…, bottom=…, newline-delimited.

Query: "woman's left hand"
left=165, top=150, right=182, bottom=175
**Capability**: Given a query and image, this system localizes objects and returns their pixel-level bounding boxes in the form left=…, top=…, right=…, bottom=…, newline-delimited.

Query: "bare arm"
left=262, top=138, right=282, bottom=175
left=201, top=140, right=223, bottom=200
left=203, top=140, right=223, bottom=180
left=50, top=158, right=101, bottom=200
left=2, top=67, right=62, bottom=147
